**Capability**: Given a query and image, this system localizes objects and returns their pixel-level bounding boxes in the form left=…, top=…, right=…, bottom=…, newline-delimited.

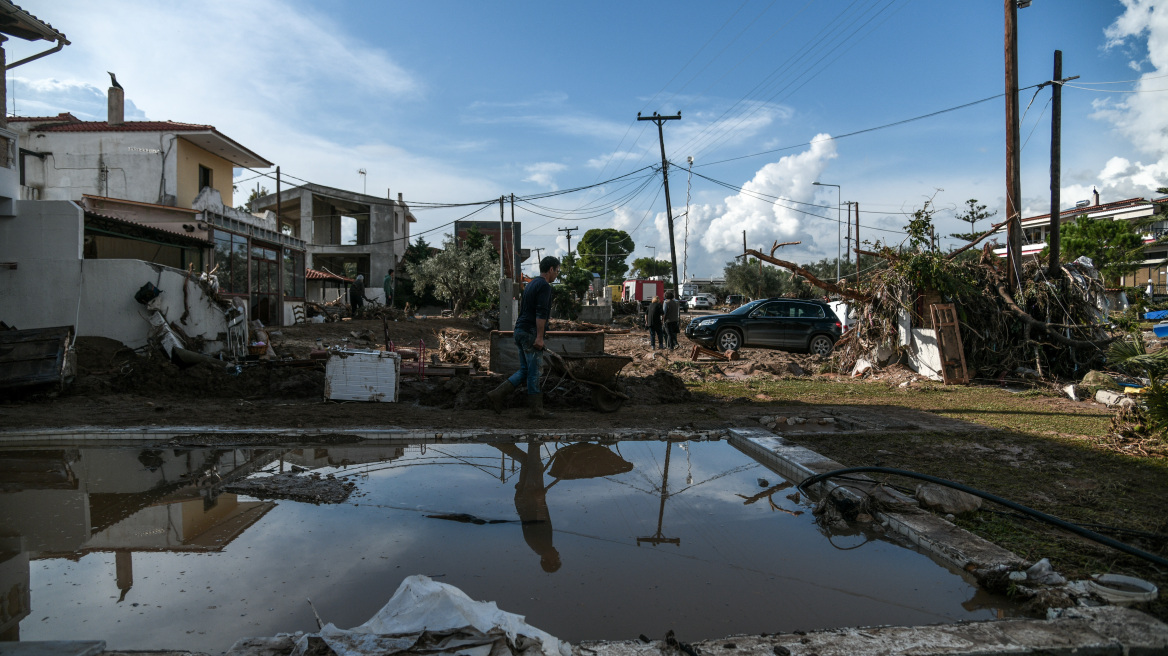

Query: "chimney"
left=108, top=86, right=124, bottom=125
left=398, top=192, right=403, bottom=203
left=1092, top=186, right=1100, bottom=206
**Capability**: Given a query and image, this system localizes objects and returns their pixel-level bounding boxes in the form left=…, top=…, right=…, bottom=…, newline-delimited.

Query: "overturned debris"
left=225, top=471, right=356, bottom=504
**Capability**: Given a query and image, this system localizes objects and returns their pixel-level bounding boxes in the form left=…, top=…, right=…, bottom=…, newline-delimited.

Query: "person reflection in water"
left=497, top=440, right=560, bottom=572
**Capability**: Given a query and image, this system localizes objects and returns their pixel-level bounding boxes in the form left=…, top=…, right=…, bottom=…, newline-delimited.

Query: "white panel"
left=324, top=349, right=400, bottom=402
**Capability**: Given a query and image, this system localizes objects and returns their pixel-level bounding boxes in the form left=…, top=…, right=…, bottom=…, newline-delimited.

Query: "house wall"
left=0, top=200, right=229, bottom=351
left=15, top=129, right=180, bottom=205
left=175, top=139, right=235, bottom=209
left=0, top=200, right=85, bottom=329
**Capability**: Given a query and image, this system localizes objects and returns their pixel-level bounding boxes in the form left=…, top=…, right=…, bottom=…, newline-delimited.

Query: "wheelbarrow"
left=543, top=350, right=633, bottom=412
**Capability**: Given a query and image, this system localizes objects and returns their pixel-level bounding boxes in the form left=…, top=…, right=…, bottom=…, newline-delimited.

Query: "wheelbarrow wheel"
left=591, top=386, right=624, bottom=412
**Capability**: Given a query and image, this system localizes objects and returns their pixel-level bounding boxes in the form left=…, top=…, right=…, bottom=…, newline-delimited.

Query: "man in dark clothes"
left=349, top=275, right=368, bottom=313
left=487, top=256, right=560, bottom=418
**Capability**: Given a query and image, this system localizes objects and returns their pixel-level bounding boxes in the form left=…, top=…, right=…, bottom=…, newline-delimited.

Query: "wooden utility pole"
left=1005, top=0, right=1023, bottom=292
left=510, top=194, right=517, bottom=282
left=853, top=201, right=860, bottom=284
left=558, top=226, right=579, bottom=257
left=499, top=196, right=506, bottom=279
left=638, top=111, right=682, bottom=294
left=275, top=165, right=281, bottom=225
left=1048, top=50, right=1064, bottom=281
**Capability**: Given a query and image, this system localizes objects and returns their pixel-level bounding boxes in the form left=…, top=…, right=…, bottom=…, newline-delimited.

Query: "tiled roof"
left=0, top=0, right=69, bottom=43
left=84, top=210, right=212, bottom=247
left=306, top=268, right=354, bottom=283
left=1022, top=197, right=1152, bottom=223
left=8, top=112, right=79, bottom=123
left=33, top=119, right=216, bottom=133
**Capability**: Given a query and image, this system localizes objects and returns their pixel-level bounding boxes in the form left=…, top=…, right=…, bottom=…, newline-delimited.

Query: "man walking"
left=382, top=269, right=394, bottom=306
left=487, top=256, right=560, bottom=418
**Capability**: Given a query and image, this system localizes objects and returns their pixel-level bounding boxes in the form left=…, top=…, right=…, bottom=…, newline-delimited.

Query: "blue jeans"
left=507, top=330, right=543, bottom=395
left=650, top=325, right=664, bottom=348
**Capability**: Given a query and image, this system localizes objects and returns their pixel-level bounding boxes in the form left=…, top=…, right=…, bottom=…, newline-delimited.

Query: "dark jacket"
left=647, top=301, right=663, bottom=329
left=516, top=276, right=553, bottom=333
left=663, top=298, right=680, bottom=323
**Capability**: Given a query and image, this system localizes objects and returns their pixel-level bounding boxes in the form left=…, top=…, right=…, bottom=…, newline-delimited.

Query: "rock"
left=765, top=422, right=777, bottom=429
left=787, top=362, right=806, bottom=376
left=818, top=417, right=835, bottom=425
left=1015, top=367, right=1040, bottom=379
left=773, top=416, right=787, bottom=424
left=1082, top=370, right=1121, bottom=394
left=915, top=483, right=982, bottom=515
left=1095, top=389, right=1127, bottom=407
left=759, top=415, right=774, bottom=426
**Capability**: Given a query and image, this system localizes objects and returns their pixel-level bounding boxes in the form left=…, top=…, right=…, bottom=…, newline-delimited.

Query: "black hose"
left=797, top=466, right=1168, bottom=568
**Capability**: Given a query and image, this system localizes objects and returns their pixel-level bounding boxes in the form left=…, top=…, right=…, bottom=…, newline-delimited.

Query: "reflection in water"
left=1, top=440, right=1022, bottom=652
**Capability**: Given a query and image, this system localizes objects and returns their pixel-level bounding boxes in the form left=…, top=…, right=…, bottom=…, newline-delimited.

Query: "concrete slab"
left=727, top=427, right=1025, bottom=575
left=578, top=606, right=1168, bottom=656
left=0, top=641, right=104, bottom=656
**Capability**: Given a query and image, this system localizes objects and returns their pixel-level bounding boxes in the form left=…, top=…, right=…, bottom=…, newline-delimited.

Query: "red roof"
left=32, top=119, right=216, bottom=133
left=8, top=112, right=80, bottom=123
left=306, top=268, right=354, bottom=283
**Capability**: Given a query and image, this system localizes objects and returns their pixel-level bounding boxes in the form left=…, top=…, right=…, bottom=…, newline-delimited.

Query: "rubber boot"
left=527, top=393, right=553, bottom=419
left=486, top=380, right=515, bottom=414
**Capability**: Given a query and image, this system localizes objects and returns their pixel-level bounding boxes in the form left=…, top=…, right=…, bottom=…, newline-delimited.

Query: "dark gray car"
left=684, top=298, right=842, bottom=356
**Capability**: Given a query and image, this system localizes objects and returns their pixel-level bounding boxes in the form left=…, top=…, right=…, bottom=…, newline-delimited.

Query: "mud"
left=224, top=470, right=356, bottom=504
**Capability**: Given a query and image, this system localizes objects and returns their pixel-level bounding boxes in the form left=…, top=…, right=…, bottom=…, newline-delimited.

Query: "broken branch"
left=995, top=284, right=1114, bottom=349
left=947, top=217, right=1012, bottom=261
left=744, top=248, right=871, bottom=302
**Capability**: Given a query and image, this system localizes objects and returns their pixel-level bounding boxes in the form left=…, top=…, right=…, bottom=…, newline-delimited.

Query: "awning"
left=84, top=210, right=212, bottom=249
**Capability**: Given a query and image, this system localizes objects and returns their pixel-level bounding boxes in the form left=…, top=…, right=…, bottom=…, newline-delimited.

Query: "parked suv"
left=684, top=298, right=842, bottom=355
left=691, top=294, right=716, bottom=310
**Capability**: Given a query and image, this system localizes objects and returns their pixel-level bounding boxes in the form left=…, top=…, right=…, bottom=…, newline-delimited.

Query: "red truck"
left=622, top=279, right=665, bottom=306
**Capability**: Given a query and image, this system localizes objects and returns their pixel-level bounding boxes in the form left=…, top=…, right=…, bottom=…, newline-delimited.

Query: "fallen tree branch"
left=947, top=217, right=1012, bottom=261
left=745, top=249, right=871, bottom=301
left=996, top=284, right=1114, bottom=349
left=770, top=240, right=801, bottom=257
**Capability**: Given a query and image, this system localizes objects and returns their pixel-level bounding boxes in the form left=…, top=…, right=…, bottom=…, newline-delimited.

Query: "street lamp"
left=813, top=181, right=842, bottom=283
left=358, top=168, right=367, bottom=195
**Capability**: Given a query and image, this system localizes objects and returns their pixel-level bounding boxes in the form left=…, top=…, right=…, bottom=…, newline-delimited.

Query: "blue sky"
left=6, top=0, right=1166, bottom=277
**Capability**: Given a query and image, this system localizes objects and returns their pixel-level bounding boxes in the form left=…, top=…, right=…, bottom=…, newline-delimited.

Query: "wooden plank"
left=929, top=303, right=968, bottom=384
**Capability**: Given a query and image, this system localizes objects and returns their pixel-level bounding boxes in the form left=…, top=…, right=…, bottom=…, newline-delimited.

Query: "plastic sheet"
left=293, top=575, right=570, bottom=656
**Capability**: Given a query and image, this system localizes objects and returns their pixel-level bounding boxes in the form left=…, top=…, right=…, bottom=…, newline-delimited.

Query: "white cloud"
left=523, top=162, right=567, bottom=191
left=1087, top=1, right=1168, bottom=196
left=8, top=77, right=147, bottom=121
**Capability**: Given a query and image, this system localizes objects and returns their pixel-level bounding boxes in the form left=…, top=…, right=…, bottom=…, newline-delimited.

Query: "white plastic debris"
left=295, top=575, right=570, bottom=656
left=1025, top=558, right=1066, bottom=586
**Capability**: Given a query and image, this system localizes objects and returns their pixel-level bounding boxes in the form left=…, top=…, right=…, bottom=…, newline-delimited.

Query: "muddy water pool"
left=0, top=438, right=1017, bottom=653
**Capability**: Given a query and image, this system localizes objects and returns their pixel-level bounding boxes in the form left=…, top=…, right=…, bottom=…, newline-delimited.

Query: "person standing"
left=382, top=269, right=394, bottom=306
left=663, top=291, right=681, bottom=349
left=646, top=296, right=664, bottom=349
left=350, top=274, right=367, bottom=314
left=487, top=256, right=560, bottom=418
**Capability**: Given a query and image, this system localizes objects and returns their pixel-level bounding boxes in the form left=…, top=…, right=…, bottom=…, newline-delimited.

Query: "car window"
left=791, top=303, right=826, bottom=318
left=731, top=300, right=766, bottom=315
left=761, top=303, right=786, bottom=318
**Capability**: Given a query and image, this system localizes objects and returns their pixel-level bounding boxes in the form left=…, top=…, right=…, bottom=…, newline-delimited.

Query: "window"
left=213, top=230, right=248, bottom=294
left=198, top=164, right=213, bottom=191
left=283, top=248, right=305, bottom=299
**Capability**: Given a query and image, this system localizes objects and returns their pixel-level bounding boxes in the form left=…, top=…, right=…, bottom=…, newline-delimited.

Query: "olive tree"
left=406, top=235, right=498, bottom=316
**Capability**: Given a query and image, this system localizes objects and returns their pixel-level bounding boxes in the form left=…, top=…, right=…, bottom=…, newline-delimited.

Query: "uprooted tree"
left=744, top=199, right=1114, bottom=380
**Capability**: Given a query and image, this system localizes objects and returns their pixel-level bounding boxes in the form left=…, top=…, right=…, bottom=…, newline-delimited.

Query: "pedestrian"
left=646, top=296, right=664, bottom=349
left=487, top=256, right=560, bottom=418
left=382, top=269, right=394, bottom=306
left=663, top=290, right=680, bottom=349
left=350, top=275, right=368, bottom=314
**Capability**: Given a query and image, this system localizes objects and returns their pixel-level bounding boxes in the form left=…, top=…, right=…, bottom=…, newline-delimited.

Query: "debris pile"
left=437, top=329, right=484, bottom=369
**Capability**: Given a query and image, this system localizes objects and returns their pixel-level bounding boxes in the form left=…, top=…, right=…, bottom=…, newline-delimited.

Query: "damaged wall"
left=0, top=200, right=229, bottom=352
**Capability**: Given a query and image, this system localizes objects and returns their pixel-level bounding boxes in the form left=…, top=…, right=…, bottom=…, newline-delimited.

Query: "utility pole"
left=853, top=202, right=860, bottom=284
left=532, top=247, right=544, bottom=273
left=1005, top=0, right=1025, bottom=292
left=558, top=226, right=579, bottom=257
left=510, top=194, right=517, bottom=282
left=638, top=111, right=682, bottom=295
left=275, top=165, right=281, bottom=226
left=499, top=196, right=506, bottom=279
left=1048, top=51, right=1079, bottom=282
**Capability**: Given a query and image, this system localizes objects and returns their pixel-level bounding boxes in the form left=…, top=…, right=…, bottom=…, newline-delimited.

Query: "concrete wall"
left=175, top=138, right=235, bottom=208
left=0, top=200, right=229, bottom=350
left=0, top=200, right=85, bottom=329
left=15, top=129, right=179, bottom=205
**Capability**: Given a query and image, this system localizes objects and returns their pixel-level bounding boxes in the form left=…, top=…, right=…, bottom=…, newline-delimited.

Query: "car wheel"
left=716, top=328, right=742, bottom=351
left=808, top=334, right=834, bottom=356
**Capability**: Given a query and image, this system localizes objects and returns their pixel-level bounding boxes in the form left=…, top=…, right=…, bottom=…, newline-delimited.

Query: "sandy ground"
left=0, top=315, right=848, bottom=432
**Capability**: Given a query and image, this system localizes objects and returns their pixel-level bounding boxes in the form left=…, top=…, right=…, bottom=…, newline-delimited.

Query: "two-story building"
left=252, top=184, right=415, bottom=304
left=991, top=189, right=1168, bottom=293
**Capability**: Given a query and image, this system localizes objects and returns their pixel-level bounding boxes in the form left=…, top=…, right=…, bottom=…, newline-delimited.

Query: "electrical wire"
left=797, top=467, right=1168, bottom=567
